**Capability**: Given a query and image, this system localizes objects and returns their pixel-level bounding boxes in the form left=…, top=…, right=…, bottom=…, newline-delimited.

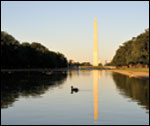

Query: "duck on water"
left=71, top=86, right=79, bottom=94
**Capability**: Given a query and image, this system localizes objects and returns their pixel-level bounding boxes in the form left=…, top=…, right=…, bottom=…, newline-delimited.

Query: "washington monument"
left=93, top=18, right=99, bottom=66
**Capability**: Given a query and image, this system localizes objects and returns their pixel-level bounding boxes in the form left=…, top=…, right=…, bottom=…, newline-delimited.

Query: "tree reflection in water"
left=1, top=71, right=67, bottom=109
left=112, top=72, right=149, bottom=113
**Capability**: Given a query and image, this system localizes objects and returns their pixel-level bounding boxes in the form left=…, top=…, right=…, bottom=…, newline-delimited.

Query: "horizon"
left=1, top=1, right=149, bottom=64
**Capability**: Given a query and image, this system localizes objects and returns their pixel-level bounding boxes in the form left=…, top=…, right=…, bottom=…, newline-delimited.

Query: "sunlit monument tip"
left=93, top=18, right=99, bottom=66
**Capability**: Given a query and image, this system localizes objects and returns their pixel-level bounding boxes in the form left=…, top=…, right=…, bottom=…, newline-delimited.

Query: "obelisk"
left=93, top=18, right=99, bottom=66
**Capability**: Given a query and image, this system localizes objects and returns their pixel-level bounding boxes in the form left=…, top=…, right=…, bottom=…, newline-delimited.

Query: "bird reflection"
left=93, top=70, right=99, bottom=121
left=71, top=86, right=79, bottom=94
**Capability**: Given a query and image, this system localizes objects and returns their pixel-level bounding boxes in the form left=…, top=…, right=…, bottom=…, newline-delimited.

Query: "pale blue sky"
left=1, top=1, right=149, bottom=64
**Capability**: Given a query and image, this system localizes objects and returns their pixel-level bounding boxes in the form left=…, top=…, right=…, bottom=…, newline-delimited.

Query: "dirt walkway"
left=111, top=70, right=149, bottom=79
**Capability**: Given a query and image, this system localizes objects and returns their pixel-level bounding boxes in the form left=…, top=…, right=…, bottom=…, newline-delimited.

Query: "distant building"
left=69, top=60, right=75, bottom=64
left=105, top=60, right=112, bottom=64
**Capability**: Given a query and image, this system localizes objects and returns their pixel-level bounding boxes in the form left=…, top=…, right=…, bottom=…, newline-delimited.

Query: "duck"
left=71, top=86, right=79, bottom=94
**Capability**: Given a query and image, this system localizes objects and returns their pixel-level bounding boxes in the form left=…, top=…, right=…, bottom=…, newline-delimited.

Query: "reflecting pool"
left=1, top=70, right=149, bottom=125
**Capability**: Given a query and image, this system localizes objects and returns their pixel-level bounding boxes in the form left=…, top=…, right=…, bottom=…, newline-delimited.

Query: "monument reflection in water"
left=1, top=70, right=149, bottom=125
left=93, top=70, right=100, bottom=121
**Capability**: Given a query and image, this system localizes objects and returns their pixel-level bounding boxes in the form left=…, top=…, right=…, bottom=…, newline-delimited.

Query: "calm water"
left=1, top=70, right=149, bottom=125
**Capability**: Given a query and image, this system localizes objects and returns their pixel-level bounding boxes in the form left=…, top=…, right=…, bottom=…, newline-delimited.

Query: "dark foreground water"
left=1, top=70, right=149, bottom=125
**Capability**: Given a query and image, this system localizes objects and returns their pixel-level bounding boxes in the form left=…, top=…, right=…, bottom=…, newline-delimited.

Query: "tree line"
left=68, top=60, right=103, bottom=68
left=1, top=31, right=68, bottom=69
left=111, top=29, right=149, bottom=67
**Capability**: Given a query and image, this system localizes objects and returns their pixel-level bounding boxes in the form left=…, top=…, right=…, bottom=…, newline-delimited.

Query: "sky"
left=1, top=1, right=149, bottom=64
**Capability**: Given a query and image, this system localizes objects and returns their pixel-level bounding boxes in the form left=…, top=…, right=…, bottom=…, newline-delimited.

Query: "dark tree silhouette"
left=111, top=29, right=149, bottom=67
left=1, top=31, right=68, bottom=69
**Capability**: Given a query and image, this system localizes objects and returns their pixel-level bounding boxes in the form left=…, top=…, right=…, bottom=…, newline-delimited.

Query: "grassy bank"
left=116, top=68, right=149, bottom=73
left=111, top=68, right=149, bottom=79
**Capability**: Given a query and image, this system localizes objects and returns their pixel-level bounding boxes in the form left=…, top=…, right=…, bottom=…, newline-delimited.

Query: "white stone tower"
left=93, top=18, right=99, bottom=66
